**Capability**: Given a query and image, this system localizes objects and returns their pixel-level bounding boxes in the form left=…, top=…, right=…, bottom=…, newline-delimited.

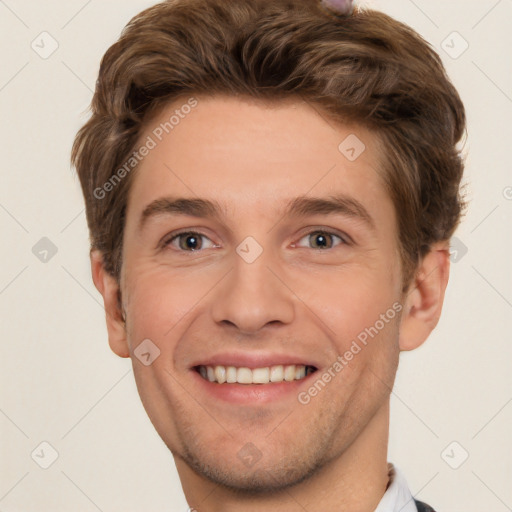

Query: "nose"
left=210, top=249, right=295, bottom=334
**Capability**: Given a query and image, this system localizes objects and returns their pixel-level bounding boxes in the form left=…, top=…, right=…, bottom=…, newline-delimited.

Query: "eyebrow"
left=138, top=194, right=376, bottom=232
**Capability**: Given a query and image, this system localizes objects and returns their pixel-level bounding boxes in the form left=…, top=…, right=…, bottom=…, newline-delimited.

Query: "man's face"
left=119, top=95, right=405, bottom=491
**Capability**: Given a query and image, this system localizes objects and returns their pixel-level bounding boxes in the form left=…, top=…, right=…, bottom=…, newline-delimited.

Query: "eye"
left=163, top=229, right=349, bottom=252
left=294, top=230, right=347, bottom=250
left=164, top=231, right=217, bottom=251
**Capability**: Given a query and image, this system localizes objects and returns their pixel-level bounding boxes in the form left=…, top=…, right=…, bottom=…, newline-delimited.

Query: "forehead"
left=125, top=94, right=393, bottom=226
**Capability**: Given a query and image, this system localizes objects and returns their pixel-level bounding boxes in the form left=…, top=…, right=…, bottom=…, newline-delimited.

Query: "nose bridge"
left=210, top=243, right=295, bottom=333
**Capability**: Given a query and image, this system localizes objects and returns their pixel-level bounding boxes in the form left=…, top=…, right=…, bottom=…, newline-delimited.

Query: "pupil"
left=184, top=235, right=200, bottom=250
left=313, top=232, right=330, bottom=249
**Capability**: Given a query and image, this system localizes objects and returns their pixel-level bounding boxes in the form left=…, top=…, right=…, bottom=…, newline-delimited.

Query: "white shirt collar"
left=373, top=463, right=418, bottom=512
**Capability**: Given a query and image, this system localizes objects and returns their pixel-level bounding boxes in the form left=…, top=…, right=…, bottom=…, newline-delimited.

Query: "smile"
left=195, top=364, right=317, bottom=384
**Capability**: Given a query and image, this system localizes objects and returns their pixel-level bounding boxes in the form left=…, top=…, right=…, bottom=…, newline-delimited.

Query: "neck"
left=177, top=400, right=391, bottom=512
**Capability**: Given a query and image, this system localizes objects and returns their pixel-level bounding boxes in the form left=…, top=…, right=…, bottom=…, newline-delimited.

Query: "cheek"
left=292, top=265, right=401, bottom=396
left=292, top=264, right=400, bottom=342
left=123, top=266, right=202, bottom=346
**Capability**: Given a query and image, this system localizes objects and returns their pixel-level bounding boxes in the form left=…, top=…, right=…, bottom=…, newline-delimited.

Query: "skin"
left=91, top=94, right=450, bottom=511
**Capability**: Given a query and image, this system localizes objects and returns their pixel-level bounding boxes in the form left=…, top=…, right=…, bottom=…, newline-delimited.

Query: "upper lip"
left=191, top=351, right=319, bottom=370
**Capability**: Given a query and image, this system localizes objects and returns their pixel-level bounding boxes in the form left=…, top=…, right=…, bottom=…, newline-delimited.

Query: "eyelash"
left=162, top=229, right=351, bottom=252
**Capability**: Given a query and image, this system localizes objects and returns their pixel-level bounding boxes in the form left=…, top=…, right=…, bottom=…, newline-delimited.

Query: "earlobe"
left=90, top=249, right=130, bottom=358
left=398, top=242, right=451, bottom=351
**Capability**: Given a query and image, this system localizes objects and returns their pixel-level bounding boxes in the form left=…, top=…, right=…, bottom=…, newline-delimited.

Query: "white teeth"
left=252, top=367, right=270, bottom=384
left=295, top=365, right=306, bottom=379
left=226, top=366, right=237, bottom=383
left=197, top=364, right=314, bottom=384
left=284, top=365, right=296, bottom=381
left=214, top=366, right=226, bottom=384
left=237, top=367, right=252, bottom=384
left=270, top=365, right=284, bottom=382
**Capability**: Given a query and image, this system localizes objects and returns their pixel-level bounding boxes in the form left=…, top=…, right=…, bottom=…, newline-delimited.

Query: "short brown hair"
left=72, top=0, right=467, bottom=290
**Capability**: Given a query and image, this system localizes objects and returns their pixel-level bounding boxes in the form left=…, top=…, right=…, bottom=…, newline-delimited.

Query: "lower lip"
left=191, top=368, right=317, bottom=404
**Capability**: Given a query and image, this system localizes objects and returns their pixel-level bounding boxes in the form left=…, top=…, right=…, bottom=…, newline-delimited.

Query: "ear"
left=90, top=249, right=130, bottom=358
left=398, top=241, right=451, bottom=351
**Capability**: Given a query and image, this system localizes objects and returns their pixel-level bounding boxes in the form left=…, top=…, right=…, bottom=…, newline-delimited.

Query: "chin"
left=184, top=451, right=325, bottom=494
left=175, top=426, right=336, bottom=495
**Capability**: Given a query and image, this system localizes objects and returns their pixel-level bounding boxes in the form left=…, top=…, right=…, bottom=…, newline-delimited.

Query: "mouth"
left=194, top=364, right=318, bottom=384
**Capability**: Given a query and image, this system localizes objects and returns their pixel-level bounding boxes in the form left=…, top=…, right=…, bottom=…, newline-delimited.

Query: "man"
left=72, top=0, right=466, bottom=510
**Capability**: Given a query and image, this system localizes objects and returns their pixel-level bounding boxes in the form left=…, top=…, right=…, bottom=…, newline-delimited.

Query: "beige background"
left=1, top=0, right=511, bottom=510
